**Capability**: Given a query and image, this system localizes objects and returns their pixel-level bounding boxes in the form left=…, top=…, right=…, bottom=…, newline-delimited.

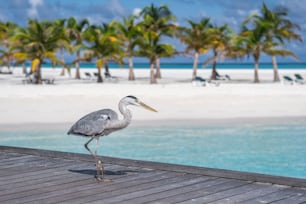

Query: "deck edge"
left=1, top=145, right=306, bottom=188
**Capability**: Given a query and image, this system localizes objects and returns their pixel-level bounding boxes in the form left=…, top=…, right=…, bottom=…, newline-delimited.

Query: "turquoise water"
left=1, top=123, right=306, bottom=179
left=39, top=62, right=306, bottom=69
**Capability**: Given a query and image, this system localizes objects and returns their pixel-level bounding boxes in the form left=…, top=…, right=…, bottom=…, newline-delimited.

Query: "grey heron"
left=67, top=95, right=157, bottom=181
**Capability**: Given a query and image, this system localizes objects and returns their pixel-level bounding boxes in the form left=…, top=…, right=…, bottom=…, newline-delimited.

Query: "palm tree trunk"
left=254, top=57, right=260, bottom=83
left=60, top=48, right=65, bottom=76
left=104, top=63, right=110, bottom=77
left=272, top=55, right=280, bottom=82
left=36, top=62, right=42, bottom=84
left=75, top=51, right=81, bottom=79
left=6, top=57, right=11, bottom=72
left=210, top=51, right=218, bottom=80
left=128, top=56, right=135, bottom=81
left=97, top=67, right=103, bottom=83
left=155, top=57, right=161, bottom=79
left=192, top=52, right=199, bottom=80
left=150, top=60, right=157, bottom=84
left=60, top=67, right=65, bottom=76
left=22, top=63, right=27, bottom=74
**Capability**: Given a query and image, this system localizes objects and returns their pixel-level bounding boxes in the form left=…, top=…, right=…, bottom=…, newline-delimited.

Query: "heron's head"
left=123, top=95, right=157, bottom=112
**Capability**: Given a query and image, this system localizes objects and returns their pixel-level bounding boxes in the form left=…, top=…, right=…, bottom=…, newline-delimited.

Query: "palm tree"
left=83, top=23, right=124, bottom=83
left=12, top=19, right=67, bottom=84
left=260, top=4, right=302, bottom=82
left=179, top=18, right=212, bottom=80
left=139, top=4, right=176, bottom=79
left=66, top=17, right=89, bottom=79
left=0, top=21, right=18, bottom=72
left=204, top=24, right=234, bottom=80
left=112, top=16, right=142, bottom=81
left=53, top=19, right=70, bottom=77
left=240, top=3, right=302, bottom=83
left=137, top=30, right=175, bottom=84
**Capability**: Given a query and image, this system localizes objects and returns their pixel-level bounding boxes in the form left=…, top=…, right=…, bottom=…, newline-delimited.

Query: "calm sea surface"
left=1, top=123, right=306, bottom=179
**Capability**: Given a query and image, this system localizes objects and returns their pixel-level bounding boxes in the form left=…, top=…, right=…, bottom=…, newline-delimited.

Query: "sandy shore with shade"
left=1, top=67, right=306, bottom=130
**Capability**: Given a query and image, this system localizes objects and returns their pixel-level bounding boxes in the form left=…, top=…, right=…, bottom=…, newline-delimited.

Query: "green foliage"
left=0, top=3, right=302, bottom=84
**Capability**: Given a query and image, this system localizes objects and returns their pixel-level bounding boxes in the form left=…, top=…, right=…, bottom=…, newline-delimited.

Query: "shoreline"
left=1, top=67, right=306, bottom=130
left=1, top=116, right=306, bottom=131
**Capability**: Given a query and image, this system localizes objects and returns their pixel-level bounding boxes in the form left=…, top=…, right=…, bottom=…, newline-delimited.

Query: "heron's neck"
left=107, top=101, right=132, bottom=130
left=105, top=106, right=131, bottom=131
left=120, top=101, right=132, bottom=122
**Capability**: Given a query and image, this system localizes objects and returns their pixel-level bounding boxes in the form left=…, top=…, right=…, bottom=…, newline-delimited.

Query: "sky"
left=0, top=0, right=305, bottom=63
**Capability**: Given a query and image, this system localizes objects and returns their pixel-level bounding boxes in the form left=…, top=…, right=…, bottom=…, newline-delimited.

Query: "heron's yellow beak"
left=139, top=102, right=158, bottom=112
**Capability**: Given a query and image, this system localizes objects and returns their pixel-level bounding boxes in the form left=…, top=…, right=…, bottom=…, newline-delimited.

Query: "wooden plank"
left=0, top=159, right=81, bottom=183
left=2, top=146, right=306, bottom=188
left=0, top=159, right=79, bottom=185
left=0, top=164, right=135, bottom=204
left=0, top=162, right=92, bottom=196
left=144, top=178, right=231, bottom=204
left=0, top=163, right=119, bottom=202
left=270, top=192, right=306, bottom=204
left=86, top=174, right=204, bottom=204
left=0, top=154, right=37, bottom=166
left=206, top=184, right=284, bottom=204
left=117, top=177, right=220, bottom=204
left=34, top=171, right=178, bottom=204
left=0, top=157, right=73, bottom=177
left=241, top=188, right=306, bottom=204
left=1, top=146, right=306, bottom=204
left=0, top=152, right=26, bottom=160
left=13, top=168, right=166, bottom=204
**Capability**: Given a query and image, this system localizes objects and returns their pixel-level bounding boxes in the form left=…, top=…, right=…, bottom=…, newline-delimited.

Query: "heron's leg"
left=84, top=136, right=104, bottom=181
left=94, top=137, right=104, bottom=181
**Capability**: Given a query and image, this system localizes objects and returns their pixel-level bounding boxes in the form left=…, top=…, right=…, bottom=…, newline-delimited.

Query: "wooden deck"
left=1, top=146, right=306, bottom=204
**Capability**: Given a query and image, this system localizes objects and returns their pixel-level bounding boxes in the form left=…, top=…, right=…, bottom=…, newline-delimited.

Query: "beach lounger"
left=282, top=75, right=295, bottom=85
left=104, top=72, right=119, bottom=82
left=22, top=77, right=33, bottom=84
left=216, top=71, right=231, bottom=81
left=84, top=72, right=92, bottom=79
left=0, top=70, right=13, bottom=75
left=294, top=73, right=305, bottom=84
left=22, top=73, right=35, bottom=84
left=192, top=76, right=220, bottom=87
left=42, top=78, right=55, bottom=84
left=22, top=77, right=54, bottom=84
left=192, top=76, right=206, bottom=86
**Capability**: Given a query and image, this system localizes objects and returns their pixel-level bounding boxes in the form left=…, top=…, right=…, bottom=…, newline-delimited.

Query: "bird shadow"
left=68, top=169, right=139, bottom=176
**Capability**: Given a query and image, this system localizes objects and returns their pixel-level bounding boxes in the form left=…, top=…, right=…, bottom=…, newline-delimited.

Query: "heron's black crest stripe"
left=126, top=95, right=137, bottom=100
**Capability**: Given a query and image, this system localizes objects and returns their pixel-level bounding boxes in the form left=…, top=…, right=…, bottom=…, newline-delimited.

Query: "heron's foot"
left=94, top=174, right=112, bottom=182
left=95, top=174, right=103, bottom=182
left=95, top=159, right=110, bottom=182
left=95, top=176, right=113, bottom=183
left=96, top=160, right=103, bottom=174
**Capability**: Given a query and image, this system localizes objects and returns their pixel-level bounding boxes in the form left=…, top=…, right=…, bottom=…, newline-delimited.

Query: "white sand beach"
left=1, top=67, right=306, bottom=130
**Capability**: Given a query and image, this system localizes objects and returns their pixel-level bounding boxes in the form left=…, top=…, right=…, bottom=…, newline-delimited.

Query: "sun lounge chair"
left=22, top=76, right=34, bottom=84
left=104, top=72, right=119, bottom=82
left=42, top=78, right=55, bottom=84
left=282, top=75, right=295, bottom=85
left=215, top=71, right=231, bottom=81
left=22, top=76, right=54, bottom=84
left=0, top=70, right=13, bottom=75
left=294, top=73, right=305, bottom=84
left=192, top=76, right=220, bottom=87
left=84, top=72, right=92, bottom=79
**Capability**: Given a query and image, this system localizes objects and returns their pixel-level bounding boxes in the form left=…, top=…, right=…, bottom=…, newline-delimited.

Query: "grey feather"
left=67, top=109, right=118, bottom=137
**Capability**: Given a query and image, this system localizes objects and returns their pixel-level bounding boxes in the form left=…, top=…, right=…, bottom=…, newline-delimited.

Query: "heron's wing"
left=67, top=109, right=118, bottom=136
